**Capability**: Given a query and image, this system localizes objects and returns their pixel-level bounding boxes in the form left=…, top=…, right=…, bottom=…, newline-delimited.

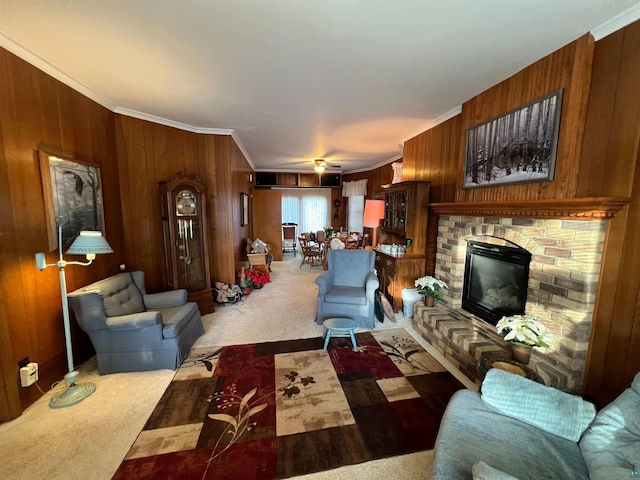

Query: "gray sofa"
left=432, top=368, right=640, bottom=480
left=315, top=249, right=379, bottom=329
left=68, top=271, right=204, bottom=374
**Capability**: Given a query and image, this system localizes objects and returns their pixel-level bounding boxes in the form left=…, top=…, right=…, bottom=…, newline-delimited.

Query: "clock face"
left=176, top=190, right=197, bottom=216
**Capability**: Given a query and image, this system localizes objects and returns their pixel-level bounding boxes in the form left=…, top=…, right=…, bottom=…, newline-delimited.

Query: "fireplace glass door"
left=462, top=240, right=531, bottom=325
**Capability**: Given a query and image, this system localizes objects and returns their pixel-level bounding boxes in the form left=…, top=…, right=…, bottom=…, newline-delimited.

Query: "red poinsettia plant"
left=244, top=268, right=270, bottom=287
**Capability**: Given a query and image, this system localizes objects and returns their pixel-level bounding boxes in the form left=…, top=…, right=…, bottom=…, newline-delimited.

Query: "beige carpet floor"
left=0, top=255, right=475, bottom=479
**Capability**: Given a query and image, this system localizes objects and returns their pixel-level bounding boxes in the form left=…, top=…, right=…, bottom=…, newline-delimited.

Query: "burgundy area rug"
left=113, top=328, right=463, bottom=479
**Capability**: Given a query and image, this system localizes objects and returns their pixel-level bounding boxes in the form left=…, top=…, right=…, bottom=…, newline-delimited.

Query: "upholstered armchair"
left=68, top=271, right=204, bottom=374
left=315, top=249, right=379, bottom=329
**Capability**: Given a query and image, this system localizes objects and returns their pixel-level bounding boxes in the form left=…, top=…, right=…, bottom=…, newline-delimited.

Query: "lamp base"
left=49, top=371, right=96, bottom=409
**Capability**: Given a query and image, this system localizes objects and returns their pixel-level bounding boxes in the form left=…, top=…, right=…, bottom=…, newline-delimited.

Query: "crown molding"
left=591, top=4, right=640, bottom=40
left=0, top=33, right=116, bottom=111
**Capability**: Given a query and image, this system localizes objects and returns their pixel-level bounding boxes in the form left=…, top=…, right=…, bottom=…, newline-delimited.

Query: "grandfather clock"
left=159, top=172, right=214, bottom=313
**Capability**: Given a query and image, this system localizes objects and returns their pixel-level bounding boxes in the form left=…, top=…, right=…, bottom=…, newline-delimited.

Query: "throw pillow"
left=481, top=368, right=596, bottom=442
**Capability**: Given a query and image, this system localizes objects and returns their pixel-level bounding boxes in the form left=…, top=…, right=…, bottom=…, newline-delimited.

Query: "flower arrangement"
left=496, top=314, right=551, bottom=348
left=414, top=275, right=448, bottom=300
left=244, top=268, right=270, bottom=288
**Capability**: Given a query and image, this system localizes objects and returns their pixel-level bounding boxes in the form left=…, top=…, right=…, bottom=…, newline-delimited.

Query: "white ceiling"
left=1, top=1, right=639, bottom=174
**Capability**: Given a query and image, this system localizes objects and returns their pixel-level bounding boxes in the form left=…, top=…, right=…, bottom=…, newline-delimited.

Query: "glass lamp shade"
left=314, top=165, right=325, bottom=173
left=363, top=199, right=385, bottom=228
left=66, top=231, right=114, bottom=255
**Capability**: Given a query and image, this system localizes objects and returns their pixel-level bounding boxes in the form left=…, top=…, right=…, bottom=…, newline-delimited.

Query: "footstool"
left=322, top=317, right=358, bottom=352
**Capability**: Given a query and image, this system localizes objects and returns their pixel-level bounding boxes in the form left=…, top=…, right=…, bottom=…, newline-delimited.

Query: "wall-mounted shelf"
left=255, top=172, right=341, bottom=188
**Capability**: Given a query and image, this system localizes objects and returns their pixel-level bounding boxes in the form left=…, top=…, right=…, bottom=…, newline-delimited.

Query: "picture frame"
left=38, top=150, right=106, bottom=251
left=463, top=89, right=563, bottom=189
left=241, top=192, right=249, bottom=226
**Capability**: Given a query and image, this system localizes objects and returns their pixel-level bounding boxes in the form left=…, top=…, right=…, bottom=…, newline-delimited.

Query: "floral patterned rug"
left=113, top=328, right=463, bottom=479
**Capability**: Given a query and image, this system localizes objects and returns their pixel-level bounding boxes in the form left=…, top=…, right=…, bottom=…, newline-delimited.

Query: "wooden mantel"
left=429, top=197, right=630, bottom=219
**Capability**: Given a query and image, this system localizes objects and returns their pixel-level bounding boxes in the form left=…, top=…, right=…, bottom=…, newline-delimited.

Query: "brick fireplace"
left=411, top=198, right=627, bottom=393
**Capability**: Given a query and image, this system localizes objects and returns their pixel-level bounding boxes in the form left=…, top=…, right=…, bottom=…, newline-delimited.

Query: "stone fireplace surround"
left=412, top=210, right=612, bottom=393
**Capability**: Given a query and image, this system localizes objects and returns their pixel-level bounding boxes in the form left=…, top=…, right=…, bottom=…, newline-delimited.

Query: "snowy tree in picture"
left=463, top=89, right=563, bottom=188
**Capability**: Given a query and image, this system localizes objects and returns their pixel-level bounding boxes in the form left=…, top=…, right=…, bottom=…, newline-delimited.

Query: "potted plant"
left=414, top=275, right=448, bottom=307
left=496, top=314, right=551, bottom=364
left=244, top=268, right=270, bottom=289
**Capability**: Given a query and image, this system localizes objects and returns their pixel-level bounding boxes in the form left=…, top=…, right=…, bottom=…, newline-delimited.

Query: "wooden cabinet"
left=159, top=172, right=214, bottom=314
left=375, top=251, right=427, bottom=312
left=375, top=181, right=430, bottom=311
left=379, top=181, right=430, bottom=254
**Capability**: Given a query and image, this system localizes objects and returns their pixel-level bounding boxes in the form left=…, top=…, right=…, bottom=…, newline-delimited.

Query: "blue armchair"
left=68, top=271, right=204, bottom=374
left=315, top=249, right=379, bottom=329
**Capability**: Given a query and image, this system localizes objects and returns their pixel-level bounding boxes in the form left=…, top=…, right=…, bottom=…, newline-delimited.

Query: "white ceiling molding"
left=0, top=32, right=116, bottom=111
left=591, top=3, right=640, bottom=40
left=113, top=107, right=233, bottom=135
left=401, top=105, right=463, bottom=144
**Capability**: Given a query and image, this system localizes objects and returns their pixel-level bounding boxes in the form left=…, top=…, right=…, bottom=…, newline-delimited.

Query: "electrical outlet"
left=20, top=362, right=38, bottom=387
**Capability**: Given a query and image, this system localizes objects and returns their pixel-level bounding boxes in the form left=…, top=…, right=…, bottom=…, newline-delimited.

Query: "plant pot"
left=424, top=295, right=435, bottom=307
left=253, top=284, right=264, bottom=289
left=510, top=344, right=533, bottom=364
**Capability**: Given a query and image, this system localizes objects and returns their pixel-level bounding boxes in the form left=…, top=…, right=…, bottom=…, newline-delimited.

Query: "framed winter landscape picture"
left=463, top=89, right=563, bottom=189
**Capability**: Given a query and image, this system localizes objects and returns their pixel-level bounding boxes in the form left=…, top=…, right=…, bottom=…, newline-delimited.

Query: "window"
left=347, top=196, right=364, bottom=232
left=281, top=189, right=331, bottom=233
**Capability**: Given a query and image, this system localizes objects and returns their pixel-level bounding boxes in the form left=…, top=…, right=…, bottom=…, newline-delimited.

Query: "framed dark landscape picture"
left=463, top=89, right=563, bottom=189
left=38, top=151, right=105, bottom=251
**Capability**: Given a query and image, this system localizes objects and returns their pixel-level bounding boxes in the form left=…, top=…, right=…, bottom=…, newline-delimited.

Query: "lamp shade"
left=363, top=199, right=385, bottom=228
left=66, top=231, right=113, bottom=255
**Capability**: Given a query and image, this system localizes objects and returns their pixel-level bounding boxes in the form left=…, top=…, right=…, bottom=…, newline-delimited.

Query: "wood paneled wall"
left=456, top=34, right=595, bottom=202
left=0, top=48, right=125, bottom=420
left=581, top=21, right=640, bottom=406
left=0, top=47, right=253, bottom=420
left=115, top=118, right=253, bottom=290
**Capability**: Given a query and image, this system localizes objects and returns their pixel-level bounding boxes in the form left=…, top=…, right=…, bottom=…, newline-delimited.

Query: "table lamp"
left=363, top=199, right=385, bottom=248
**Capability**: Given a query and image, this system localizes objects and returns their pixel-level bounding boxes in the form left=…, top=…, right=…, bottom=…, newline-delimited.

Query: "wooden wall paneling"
left=231, top=139, right=254, bottom=271
left=601, top=23, right=640, bottom=198
left=582, top=20, right=640, bottom=406
left=456, top=35, right=594, bottom=204
left=0, top=47, right=124, bottom=415
left=208, top=135, right=235, bottom=284
left=577, top=30, right=622, bottom=197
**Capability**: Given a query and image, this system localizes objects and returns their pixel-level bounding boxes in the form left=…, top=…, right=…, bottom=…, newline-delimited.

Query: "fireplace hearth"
left=462, top=239, right=531, bottom=326
left=413, top=214, right=608, bottom=392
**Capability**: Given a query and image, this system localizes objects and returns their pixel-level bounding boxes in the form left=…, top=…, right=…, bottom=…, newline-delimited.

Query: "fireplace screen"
left=462, top=240, right=531, bottom=325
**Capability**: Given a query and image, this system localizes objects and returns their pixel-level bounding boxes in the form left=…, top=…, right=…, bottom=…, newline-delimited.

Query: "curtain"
left=348, top=196, right=365, bottom=232
left=281, top=189, right=331, bottom=234
left=342, top=179, right=368, bottom=197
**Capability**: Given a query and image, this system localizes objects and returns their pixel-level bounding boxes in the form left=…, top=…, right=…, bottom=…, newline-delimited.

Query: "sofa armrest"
left=315, top=271, right=335, bottom=295
left=105, top=311, right=162, bottom=330
left=481, top=369, right=596, bottom=442
left=68, top=291, right=108, bottom=332
left=144, top=289, right=187, bottom=308
left=365, top=272, right=379, bottom=295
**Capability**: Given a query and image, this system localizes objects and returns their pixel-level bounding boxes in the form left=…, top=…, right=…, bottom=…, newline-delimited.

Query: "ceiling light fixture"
left=314, top=159, right=326, bottom=173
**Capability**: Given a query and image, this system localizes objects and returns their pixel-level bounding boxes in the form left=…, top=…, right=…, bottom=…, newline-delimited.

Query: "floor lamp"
left=363, top=199, right=385, bottom=248
left=35, top=222, right=113, bottom=408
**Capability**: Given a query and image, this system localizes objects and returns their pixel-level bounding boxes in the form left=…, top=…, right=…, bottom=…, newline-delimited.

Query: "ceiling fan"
left=313, top=158, right=341, bottom=173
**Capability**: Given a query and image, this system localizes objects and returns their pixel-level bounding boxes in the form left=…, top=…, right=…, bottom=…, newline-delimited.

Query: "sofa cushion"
left=431, top=389, right=588, bottom=480
left=153, top=302, right=200, bottom=339
left=481, top=369, right=596, bottom=442
left=324, top=286, right=367, bottom=305
left=92, top=273, right=145, bottom=317
left=579, top=372, right=640, bottom=480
